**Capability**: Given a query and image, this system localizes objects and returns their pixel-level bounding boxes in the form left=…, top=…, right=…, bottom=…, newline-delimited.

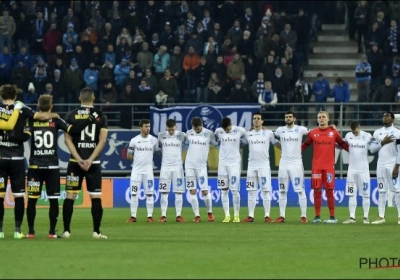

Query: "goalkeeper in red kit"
left=302, top=111, right=349, bottom=223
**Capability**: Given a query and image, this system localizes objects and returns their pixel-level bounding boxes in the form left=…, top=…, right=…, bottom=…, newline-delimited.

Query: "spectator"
left=81, top=25, right=98, bottom=45
left=330, top=77, right=351, bottom=126
left=183, top=46, right=200, bottom=100
left=237, top=30, right=254, bottom=60
left=11, top=59, right=31, bottom=91
left=239, top=74, right=252, bottom=96
left=90, top=45, right=103, bottom=68
left=185, top=10, right=196, bottom=35
left=73, top=44, right=89, bottom=70
left=115, top=36, right=129, bottom=64
left=279, top=56, right=293, bottom=85
left=119, top=83, right=135, bottom=129
left=104, top=43, right=116, bottom=66
left=293, top=76, right=312, bottom=126
left=13, top=46, right=32, bottom=69
left=271, top=66, right=291, bottom=109
left=143, top=67, right=158, bottom=95
left=0, top=46, right=13, bottom=84
left=142, top=1, right=158, bottom=38
left=312, top=72, right=331, bottom=112
left=99, top=58, right=114, bottom=86
left=185, top=31, right=203, bottom=55
left=148, top=33, right=161, bottom=54
left=203, top=36, right=219, bottom=56
left=51, top=58, right=67, bottom=78
left=354, top=0, right=370, bottom=53
left=367, top=43, right=385, bottom=99
left=47, top=69, right=66, bottom=104
left=84, top=61, right=99, bottom=94
left=212, top=55, right=227, bottom=83
left=258, top=81, right=278, bottom=125
left=90, top=9, right=106, bottom=35
left=134, top=79, right=153, bottom=121
left=207, top=72, right=221, bottom=89
left=194, top=56, right=210, bottom=102
left=107, top=1, right=122, bottom=21
left=98, top=22, right=115, bottom=52
left=201, top=9, right=214, bottom=32
left=195, top=21, right=207, bottom=43
left=390, top=56, right=400, bottom=88
left=227, top=19, right=243, bottom=46
left=62, top=8, right=80, bottom=33
left=293, top=8, right=311, bottom=65
left=0, top=6, right=16, bottom=51
left=32, top=66, right=47, bottom=95
left=43, top=22, right=62, bottom=56
left=169, top=45, right=184, bottom=100
left=245, top=56, right=257, bottom=85
left=124, top=69, right=140, bottom=92
left=268, top=34, right=286, bottom=63
left=159, top=22, right=174, bottom=52
left=174, top=24, right=189, bottom=46
left=208, top=22, right=224, bottom=46
left=261, top=54, right=277, bottom=83
left=385, top=19, right=400, bottom=57
left=81, top=34, right=95, bottom=57
left=207, top=82, right=227, bottom=103
left=63, top=57, right=83, bottom=104
left=159, top=69, right=178, bottom=103
left=365, top=21, right=385, bottom=51
left=251, top=72, right=265, bottom=102
left=114, top=57, right=131, bottom=89
left=280, top=23, right=297, bottom=52
left=24, top=82, right=39, bottom=104
left=100, top=81, right=118, bottom=108
left=274, top=11, right=289, bottom=36
left=116, top=27, right=133, bottom=47
left=254, top=33, right=268, bottom=67
left=230, top=80, right=250, bottom=103
left=62, top=23, right=78, bottom=54
left=227, top=53, right=245, bottom=83
left=155, top=90, right=169, bottom=108
left=153, top=45, right=170, bottom=81
left=374, top=76, right=397, bottom=112
left=14, top=11, right=31, bottom=51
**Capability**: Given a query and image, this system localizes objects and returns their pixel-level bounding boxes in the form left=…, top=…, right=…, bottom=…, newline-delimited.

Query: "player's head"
left=252, top=112, right=263, bottom=129
left=79, top=87, right=95, bottom=104
left=383, top=111, right=395, bottom=126
left=284, top=110, right=296, bottom=126
left=317, top=111, right=329, bottom=128
left=350, top=120, right=361, bottom=135
left=139, top=119, right=151, bottom=136
left=166, top=118, right=176, bottom=135
left=37, top=94, right=53, bottom=112
left=191, top=117, right=203, bottom=133
left=0, top=84, right=17, bottom=102
left=221, top=117, right=232, bottom=132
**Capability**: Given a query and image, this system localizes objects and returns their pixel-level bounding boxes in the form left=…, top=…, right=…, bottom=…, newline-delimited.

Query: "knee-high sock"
left=232, top=190, right=240, bottom=217
left=278, top=192, right=287, bottom=218
left=326, top=189, right=335, bottom=217
left=348, top=195, right=357, bottom=219
left=175, top=193, right=183, bottom=217
left=298, top=191, right=307, bottom=217
left=362, top=196, right=370, bottom=218
left=394, top=193, right=400, bottom=217
left=0, top=197, right=4, bottom=232
left=314, top=189, right=322, bottom=217
left=160, top=193, right=168, bottom=217
left=14, top=197, right=24, bottom=232
left=27, top=198, right=38, bottom=234
left=378, top=192, right=386, bottom=218
left=130, top=195, right=138, bottom=217
left=262, top=191, right=271, bottom=217
left=248, top=191, right=257, bottom=218
left=91, top=198, right=103, bottom=234
left=63, top=198, right=75, bottom=233
left=203, top=193, right=212, bottom=213
left=221, top=190, right=229, bottom=216
left=190, top=193, right=200, bottom=216
left=49, top=199, right=59, bottom=235
left=146, top=196, right=154, bottom=217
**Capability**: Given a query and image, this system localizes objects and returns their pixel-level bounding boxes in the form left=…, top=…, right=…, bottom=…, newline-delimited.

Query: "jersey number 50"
left=34, top=130, right=54, bottom=148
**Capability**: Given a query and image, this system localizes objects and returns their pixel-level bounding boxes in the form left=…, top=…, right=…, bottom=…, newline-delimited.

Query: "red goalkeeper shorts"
left=311, top=169, right=335, bottom=189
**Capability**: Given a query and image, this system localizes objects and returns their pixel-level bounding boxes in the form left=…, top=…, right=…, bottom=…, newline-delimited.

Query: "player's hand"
left=77, top=159, right=86, bottom=170
left=381, top=135, right=395, bottom=146
left=89, top=108, right=103, bottom=122
left=14, top=101, right=25, bottom=110
left=392, top=166, right=399, bottom=179
left=329, top=124, right=337, bottom=130
left=83, top=159, right=93, bottom=171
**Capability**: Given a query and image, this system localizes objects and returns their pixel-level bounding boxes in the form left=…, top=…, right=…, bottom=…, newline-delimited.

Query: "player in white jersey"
left=158, top=119, right=186, bottom=223
left=185, top=117, right=218, bottom=222
left=126, top=119, right=160, bottom=223
left=241, top=112, right=280, bottom=223
left=342, top=121, right=373, bottom=224
left=273, top=111, right=309, bottom=223
left=215, top=117, right=246, bottom=223
left=369, top=112, right=400, bottom=225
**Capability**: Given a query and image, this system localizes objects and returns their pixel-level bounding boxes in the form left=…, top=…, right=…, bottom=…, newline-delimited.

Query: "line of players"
left=126, top=110, right=400, bottom=225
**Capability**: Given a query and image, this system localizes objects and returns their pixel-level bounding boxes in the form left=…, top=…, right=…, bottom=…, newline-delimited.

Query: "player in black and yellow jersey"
left=0, top=85, right=59, bottom=239
left=62, top=87, right=108, bottom=239
left=25, top=94, right=99, bottom=239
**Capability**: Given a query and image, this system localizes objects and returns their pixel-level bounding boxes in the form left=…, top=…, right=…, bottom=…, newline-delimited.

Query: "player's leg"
left=158, top=167, right=171, bottom=222
left=172, top=167, right=185, bottom=222
left=260, top=168, right=272, bottom=222
left=311, top=169, right=323, bottom=223
left=242, top=168, right=257, bottom=222
left=198, top=168, right=214, bottom=221
left=372, top=166, right=388, bottom=224
left=45, top=169, right=62, bottom=237
left=276, top=166, right=289, bottom=222
left=0, top=163, right=6, bottom=238
left=10, top=160, right=27, bottom=238
left=186, top=168, right=200, bottom=221
left=218, top=165, right=230, bottom=222
left=144, top=173, right=155, bottom=222
left=323, top=169, right=337, bottom=223
left=359, top=172, right=371, bottom=224
left=289, top=164, right=307, bottom=222
left=229, top=166, right=241, bottom=222
left=127, top=174, right=141, bottom=222
left=26, top=169, right=42, bottom=237
left=343, top=172, right=357, bottom=223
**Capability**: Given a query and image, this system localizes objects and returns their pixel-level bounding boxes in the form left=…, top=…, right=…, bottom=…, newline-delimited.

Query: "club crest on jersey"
left=327, top=173, right=333, bottom=183
left=314, top=134, right=319, bottom=137
left=363, top=183, right=368, bottom=191
left=177, top=178, right=183, bottom=186
left=231, top=176, right=236, bottom=185
left=199, top=176, right=205, bottom=184
left=392, top=178, right=397, bottom=186
left=186, top=105, right=223, bottom=131
left=294, top=177, right=300, bottom=186
left=328, top=132, right=334, bottom=137
left=147, top=180, right=153, bottom=189
left=261, top=177, right=267, bottom=185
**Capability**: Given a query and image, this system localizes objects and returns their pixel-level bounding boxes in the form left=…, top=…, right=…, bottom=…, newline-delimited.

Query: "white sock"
left=146, top=196, right=154, bottom=217
left=348, top=195, right=357, bottom=219
left=262, top=191, right=271, bottom=217
left=248, top=191, right=256, bottom=218
left=278, top=192, right=287, bottom=218
left=175, top=193, right=183, bottom=217
left=362, top=196, right=370, bottom=218
left=232, top=190, right=240, bottom=217
left=298, top=191, right=307, bottom=218
left=160, top=193, right=168, bottom=217
left=130, top=195, right=138, bottom=217
left=394, top=193, right=400, bottom=217
left=221, top=190, right=229, bottom=216
left=203, top=193, right=212, bottom=213
left=378, top=192, right=386, bottom=218
left=190, top=193, right=200, bottom=217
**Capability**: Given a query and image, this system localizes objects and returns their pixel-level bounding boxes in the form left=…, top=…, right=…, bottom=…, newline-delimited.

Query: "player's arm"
left=301, top=135, right=313, bottom=151
left=64, top=131, right=84, bottom=162
left=86, top=128, right=108, bottom=164
left=4, top=118, right=30, bottom=142
left=335, top=132, right=349, bottom=152
left=369, top=135, right=395, bottom=153
left=0, top=107, right=19, bottom=130
left=393, top=138, right=400, bottom=178
left=127, top=139, right=135, bottom=161
left=209, top=131, right=218, bottom=147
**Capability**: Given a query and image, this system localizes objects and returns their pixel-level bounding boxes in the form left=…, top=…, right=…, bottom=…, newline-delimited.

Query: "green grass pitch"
left=1, top=207, right=399, bottom=279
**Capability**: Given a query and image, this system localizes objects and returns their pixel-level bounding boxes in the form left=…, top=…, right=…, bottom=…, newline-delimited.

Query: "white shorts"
left=278, top=163, right=304, bottom=193
left=345, top=171, right=370, bottom=197
left=246, top=167, right=271, bottom=192
left=130, top=173, right=155, bottom=195
left=185, top=168, right=209, bottom=191
left=217, top=165, right=241, bottom=191
left=376, top=165, right=400, bottom=193
left=159, top=166, right=185, bottom=193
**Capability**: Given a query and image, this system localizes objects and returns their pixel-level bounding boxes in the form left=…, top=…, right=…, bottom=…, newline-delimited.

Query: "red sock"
left=314, top=189, right=322, bottom=216
left=326, top=189, right=335, bottom=217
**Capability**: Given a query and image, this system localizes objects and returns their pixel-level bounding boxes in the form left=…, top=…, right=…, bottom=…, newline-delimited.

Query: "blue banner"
left=113, top=178, right=382, bottom=208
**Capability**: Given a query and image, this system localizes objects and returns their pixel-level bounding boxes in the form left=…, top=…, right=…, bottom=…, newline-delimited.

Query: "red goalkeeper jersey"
left=302, top=127, right=349, bottom=169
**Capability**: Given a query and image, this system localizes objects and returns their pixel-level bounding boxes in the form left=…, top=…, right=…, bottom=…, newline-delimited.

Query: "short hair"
left=221, top=117, right=232, bottom=129
left=166, top=119, right=176, bottom=128
left=350, top=120, right=360, bottom=130
left=38, top=94, right=53, bottom=112
left=79, top=87, right=94, bottom=102
left=285, top=110, right=296, bottom=118
left=252, top=112, right=263, bottom=120
left=385, top=111, right=395, bottom=120
left=318, top=111, right=329, bottom=118
left=0, top=84, right=17, bottom=100
left=191, top=117, right=202, bottom=127
left=139, top=119, right=150, bottom=127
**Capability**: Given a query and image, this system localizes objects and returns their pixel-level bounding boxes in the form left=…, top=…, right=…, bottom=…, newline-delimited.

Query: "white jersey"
left=215, top=125, right=246, bottom=166
left=243, top=129, right=278, bottom=169
left=372, top=126, right=400, bottom=166
left=345, top=130, right=372, bottom=172
left=158, top=130, right=186, bottom=167
left=185, top=127, right=217, bottom=169
left=274, top=125, right=309, bottom=165
left=127, top=134, right=159, bottom=174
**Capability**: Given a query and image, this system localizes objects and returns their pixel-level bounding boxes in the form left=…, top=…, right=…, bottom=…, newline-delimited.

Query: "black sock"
left=27, top=198, right=38, bottom=234
left=49, top=199, right=59, bottom=235
left=14, top=197, right=24, bottom=233
left=63, top=198, right=75, bottom=233
left=91, top=198, right=103, bottom=234
left=0, top=197, right=4, bottom=232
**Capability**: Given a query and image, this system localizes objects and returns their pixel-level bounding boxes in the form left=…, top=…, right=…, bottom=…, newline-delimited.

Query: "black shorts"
left=66, top=162, right=102, bottom=194
left=27, top=168, right=61, bottom=199
left=0, top=159, right=25, bottom=195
